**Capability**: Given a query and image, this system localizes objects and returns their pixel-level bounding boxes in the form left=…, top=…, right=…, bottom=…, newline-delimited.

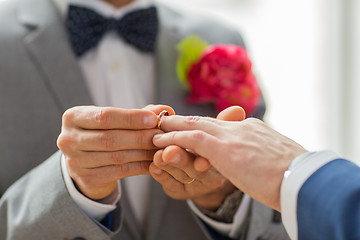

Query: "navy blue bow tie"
left=66, top=5, right=159, bottom=57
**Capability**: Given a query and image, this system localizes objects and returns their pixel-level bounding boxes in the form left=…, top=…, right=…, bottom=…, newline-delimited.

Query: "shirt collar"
left=52, top=0, right=153, bottom=19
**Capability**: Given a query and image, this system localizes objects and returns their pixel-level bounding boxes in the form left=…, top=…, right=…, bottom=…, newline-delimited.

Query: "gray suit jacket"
left=0, top=0, right=288, bottom=239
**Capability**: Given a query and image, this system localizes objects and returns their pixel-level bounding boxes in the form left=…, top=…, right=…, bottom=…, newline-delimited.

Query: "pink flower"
left=186, top=45, right=260, bottom=115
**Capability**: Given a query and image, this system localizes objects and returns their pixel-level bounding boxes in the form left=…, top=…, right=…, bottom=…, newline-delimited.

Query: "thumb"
left=217, top=106, right=246, bottom=121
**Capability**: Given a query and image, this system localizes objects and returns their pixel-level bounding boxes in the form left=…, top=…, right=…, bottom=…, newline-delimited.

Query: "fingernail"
left=153, top=167, right=163, bottom=175
left=144, top=115, right=157, bottom=127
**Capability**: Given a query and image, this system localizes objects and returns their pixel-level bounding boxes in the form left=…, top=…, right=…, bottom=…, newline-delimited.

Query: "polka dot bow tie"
left=66, top=5, right=159, bottom=57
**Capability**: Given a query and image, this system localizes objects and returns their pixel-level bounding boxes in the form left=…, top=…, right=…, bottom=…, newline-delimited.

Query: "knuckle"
left=62, top=108, right=76, bottom=125
left=56, top=134, right=65, bottom=150
left=184, top=116, right=201, bottom=127
left=119, top=162, right=150, bottom=176
left=136, top=132, right=147, bottom=147
left=99, top=132, right=116, bottom=149
left=250, top=117, right=263, bottom=124
left=244, top=117, right=262, bottom=129
left=57, top=133, right=75, bottom=152
left=123, top=109, right=135, bottom=128
left=118, top=163, right=130, bottom=174
left=95, top=108, right=111, bottom=128
left=191, top=130, right=205, bottom=141
left=110, top=151, right=125, bottom=164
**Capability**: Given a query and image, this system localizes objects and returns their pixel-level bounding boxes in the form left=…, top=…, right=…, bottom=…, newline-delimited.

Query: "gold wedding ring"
left=184, top=178, right=195, bottom=184
left=157, top=110, right=169, bottom=129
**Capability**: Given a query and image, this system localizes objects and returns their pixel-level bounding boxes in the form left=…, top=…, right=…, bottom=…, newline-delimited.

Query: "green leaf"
left=176, top=35, right=208, bottom=88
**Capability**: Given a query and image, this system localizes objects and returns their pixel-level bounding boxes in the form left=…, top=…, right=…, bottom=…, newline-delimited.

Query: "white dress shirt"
left=281, top=150, right=341, bottom=240
left=54, top=0, right=249, bottom=236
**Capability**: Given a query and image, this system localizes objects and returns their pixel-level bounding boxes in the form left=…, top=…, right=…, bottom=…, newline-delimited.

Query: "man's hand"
left=57, top=105, right=174, bottom=200
left=149, top=106, right=246, bottom=210
left=152, top=107, right=307, bottom=211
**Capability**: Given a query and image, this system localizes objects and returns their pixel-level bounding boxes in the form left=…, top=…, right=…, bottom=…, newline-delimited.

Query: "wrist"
left=197, top=190, right=244, bottom=223
left=192, top=182, right=236, bottom=210
left=61, top=155, right=119, bottom=219
left=74, top=180, right=118, bottom=200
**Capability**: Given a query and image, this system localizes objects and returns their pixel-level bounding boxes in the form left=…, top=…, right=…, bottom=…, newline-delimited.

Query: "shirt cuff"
left=61, top=154, right=121, bottom=220
left=280, top=150, right=341, bottom=240
left=187, top=194, right=251, bottom=238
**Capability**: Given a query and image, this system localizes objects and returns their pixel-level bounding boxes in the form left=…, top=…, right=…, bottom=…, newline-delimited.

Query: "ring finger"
left=152, top=148, right=196, bottom=184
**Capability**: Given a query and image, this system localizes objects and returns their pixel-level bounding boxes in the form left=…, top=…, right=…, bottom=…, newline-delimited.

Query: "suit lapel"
left=18, top=0, right=92, bottom=112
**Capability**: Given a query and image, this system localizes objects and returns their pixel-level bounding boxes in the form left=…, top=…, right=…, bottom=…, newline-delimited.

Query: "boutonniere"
left=176, top=35, right=260, bottom=115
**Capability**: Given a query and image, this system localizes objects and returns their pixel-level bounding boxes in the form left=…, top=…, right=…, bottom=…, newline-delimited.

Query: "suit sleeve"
left=61, top=154, right=121, bottom=220
left=0, top=151, right=122, bottom=240
left=281, top=151, right=360, bottom=240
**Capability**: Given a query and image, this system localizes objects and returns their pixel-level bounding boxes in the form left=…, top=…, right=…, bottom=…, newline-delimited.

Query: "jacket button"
left=72, top=238, right=86, bottom=240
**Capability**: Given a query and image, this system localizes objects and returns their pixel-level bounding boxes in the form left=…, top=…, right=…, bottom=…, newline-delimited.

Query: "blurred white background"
left=156, top=0, right=360, bottom=163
